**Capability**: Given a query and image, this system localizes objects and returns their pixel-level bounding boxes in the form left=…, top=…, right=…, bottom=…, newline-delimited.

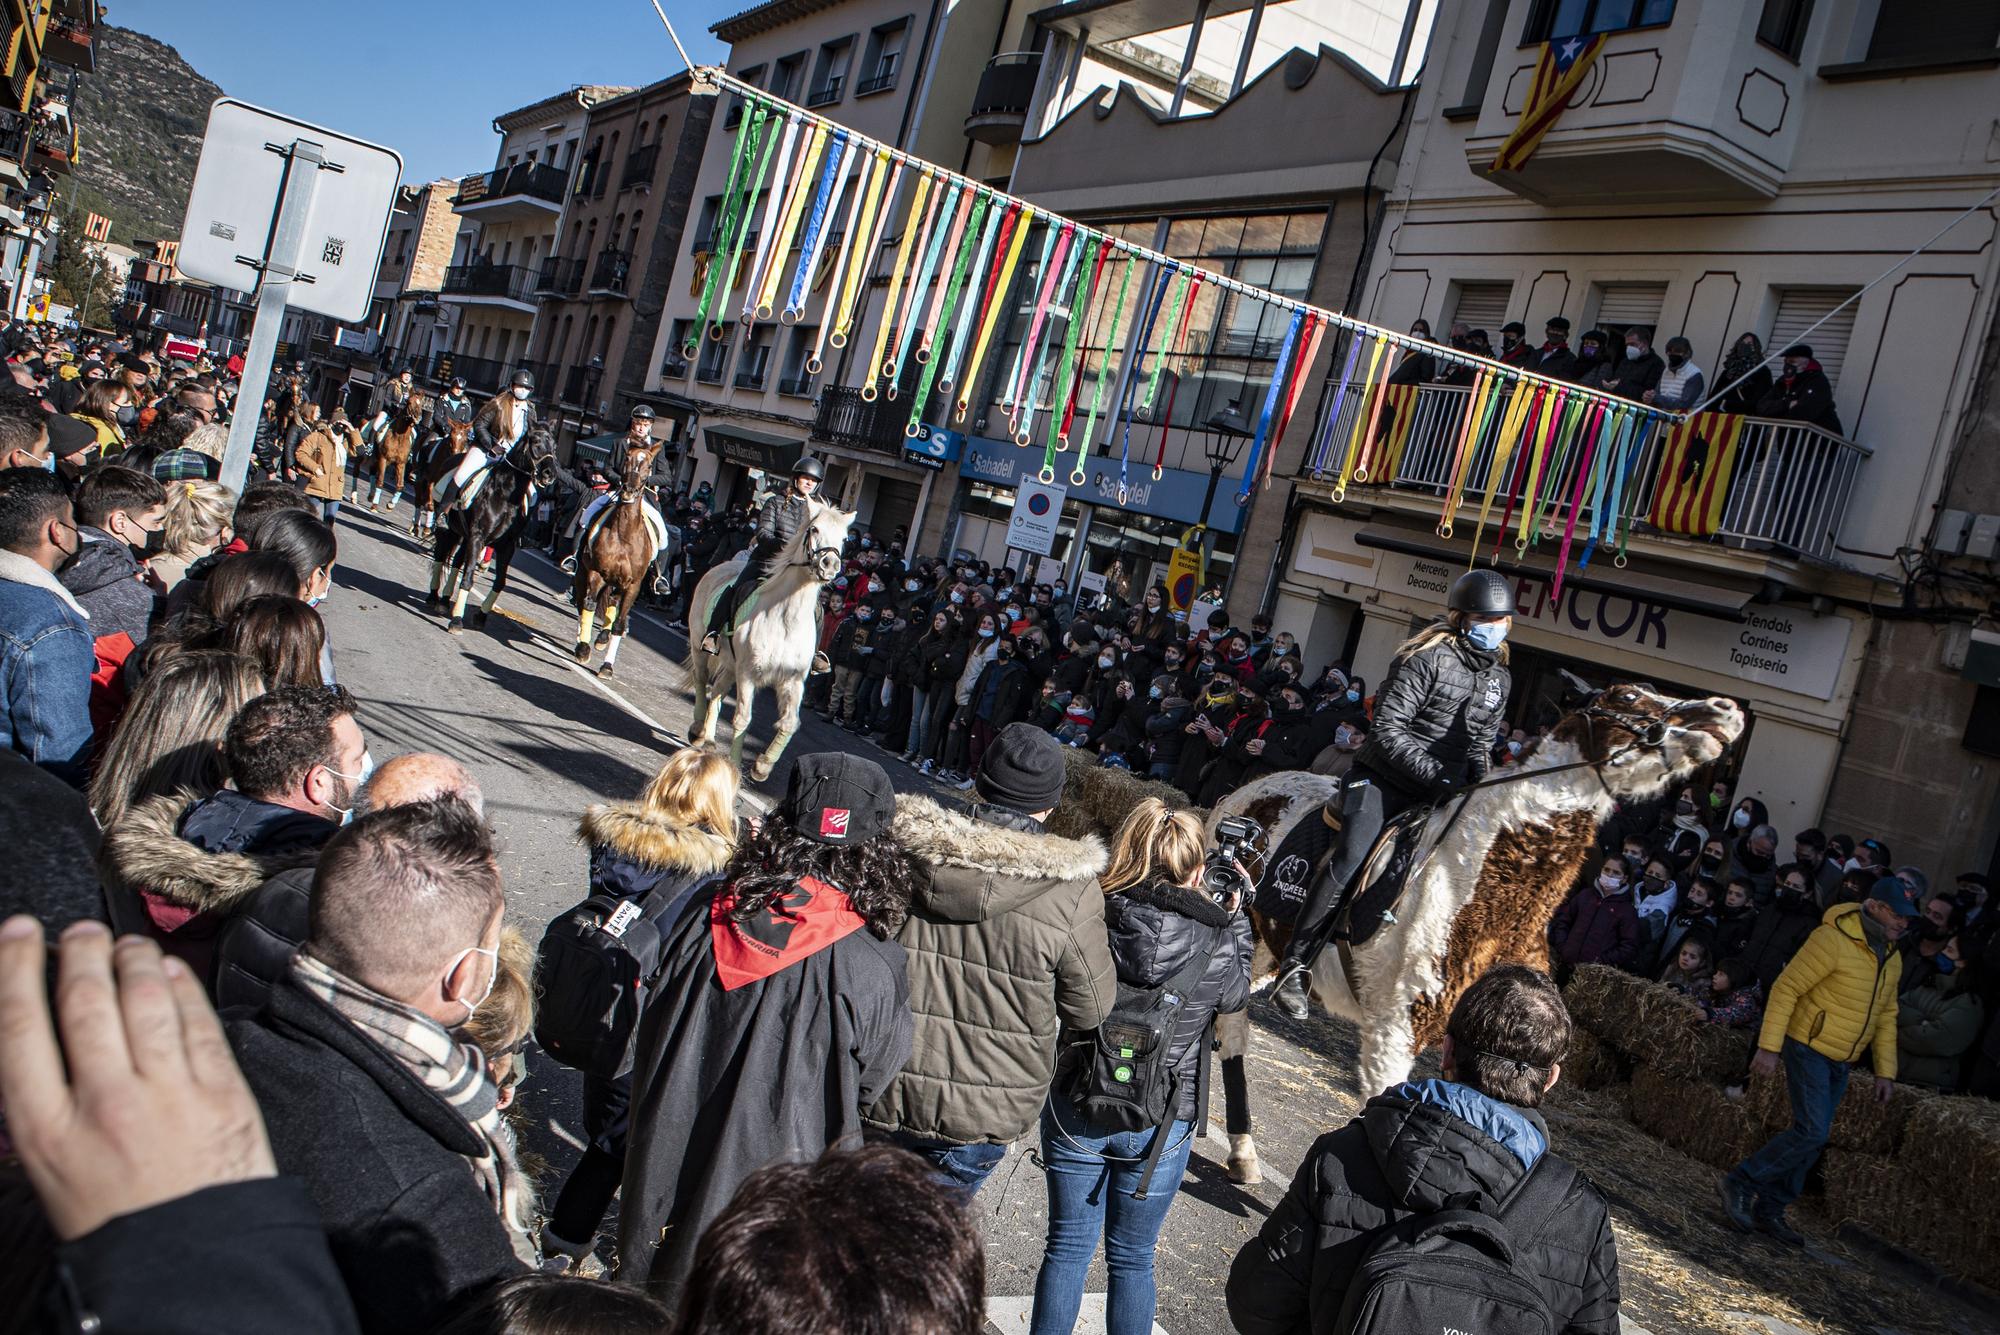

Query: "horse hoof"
left=446, top=619, right=463, bottom=635
left=572, top=642, right=591, bottom=663
left=425, top=596, right=443, bottom=613
left=593, top=633, right=610, bottom=649
left=1226, top=1135, right=1263, bottom=1185
left=749, top=759, right=776, bottom=782
left=596, top=663, right=615, bottom=679
left=469, top=611, right=488, bottom=631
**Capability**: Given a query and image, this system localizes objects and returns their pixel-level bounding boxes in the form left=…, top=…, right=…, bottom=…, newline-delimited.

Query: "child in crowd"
left=1053, top=694, right=1095, bottom=747
left=1703, top=956, right=1764, bottom=1028
left=1659, top=936, right=1712, bottom=997
left=1714, top=874, right=1759, bottom=960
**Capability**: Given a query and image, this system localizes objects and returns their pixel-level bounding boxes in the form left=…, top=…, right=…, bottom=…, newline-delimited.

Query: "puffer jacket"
left=864, top=797, right=1116, bottom=1146
left=578, top=796, right=735, bottom=907
left=1548, top=881, right=1641, bottom=971
left=1226, top=1079, right=1619, bottom=1335
left=58, top=527, right=155, bottom=646
left=1101, top=879, right=1252, bottom=1122
left=1759, top=902, right=1902, bottom=1076
left=1354, top=626, right=1509, bottom=796
left=1895, top=970, right=1984, bottom=1088
left=751, top=487, right=811, bottom=557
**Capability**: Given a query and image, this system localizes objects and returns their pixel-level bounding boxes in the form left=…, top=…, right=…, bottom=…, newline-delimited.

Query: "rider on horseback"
left=562, top=404, right=671, bottom=593
left=435, top=369, right=538, bottom=514
left=700, top=454, right=823, bottom=657
left=1270, top=567, right=1514, bottom=1019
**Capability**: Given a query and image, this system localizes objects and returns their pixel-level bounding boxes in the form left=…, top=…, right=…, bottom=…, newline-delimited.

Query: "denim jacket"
left=0, top=549, right=95, bottom=782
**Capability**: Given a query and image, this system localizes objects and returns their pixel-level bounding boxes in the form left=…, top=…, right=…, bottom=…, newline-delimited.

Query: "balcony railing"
left=695, top=359, right=726, bottom=385
left=661, top=354, right=691, bottom=380
left=1300, top=379, right=1872, bottom=565
left=812, top=384, right=905, bottom=454
left=441, top=263, right=539, bottom=305
left=560, top=363, right=603, bottom=408
left=535, top=256, right=584, bottom=298
left=856, top=59, right=899, bottom=96
left=734, top=366, right=768, bottom=391
left=966, top=51, right=1041, bottom=145
left=778, top=374, right=815, bottom=398
left=806, top=75, right=845, bottom=107
left=619, top=142, right=660, bottom=191
left=588, top=248, right=631, bottom=296
left=420, top=353, right=522, bottom=396
left=0, top=109, right=27, bottom=162
left=452, top=161, right=568, bottom=210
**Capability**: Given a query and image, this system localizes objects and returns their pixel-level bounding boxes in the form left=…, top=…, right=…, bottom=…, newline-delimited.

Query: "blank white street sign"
left=176, top=99, right=401, bottom=323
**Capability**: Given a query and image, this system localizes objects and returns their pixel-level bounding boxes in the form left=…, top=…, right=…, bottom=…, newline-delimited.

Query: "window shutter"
left=1594, top=282, right=1668, bottom=330
left=1449, top=281, right=1512, bottom=335
left=1868, top=0, right=2000, bottom=61
left=1770, top=286, right=1859, bottom=390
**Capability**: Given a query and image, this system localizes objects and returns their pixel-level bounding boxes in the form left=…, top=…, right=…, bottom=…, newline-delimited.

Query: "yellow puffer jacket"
left=1757, top=902, right=1901, bottom=1077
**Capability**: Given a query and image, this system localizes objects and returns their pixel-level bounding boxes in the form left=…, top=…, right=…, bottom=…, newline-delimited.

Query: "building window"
left=1590, top=281, right=1668, bottom=344
left=692, top=195, right=721, bottom=251
left=1755, top=0, right=1813, bottom=60
left=859, top=19, right=910, bottom=95
left=1863, top=1, right=2000, bottom=63
left=809, top=38, right=853, bottom=107
left=1448, top=281, right=1513, bottom=338
left=770, top=52, right=808, bottom=103
left=726, top=65, right=764, bottom=128
left=696, top=325, right=731, bottom=384
left=1769, top=286, right=1859, bottom=392
left=1522, top=0, right=1676, bottom=44
left=663, top=321, right=694, bottom=378
left=779, top=327, right=817, bottom=396
left=736, top=326, right=774, bottom=390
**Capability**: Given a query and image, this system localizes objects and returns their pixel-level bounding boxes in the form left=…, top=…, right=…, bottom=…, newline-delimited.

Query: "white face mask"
left=1732, top=809, right=1751, bottom=830
left=445, top=943, right=499, bottom=1021
left=512, top=386, right=530, bottom=400
left=320, top=750, right=374, bottom=824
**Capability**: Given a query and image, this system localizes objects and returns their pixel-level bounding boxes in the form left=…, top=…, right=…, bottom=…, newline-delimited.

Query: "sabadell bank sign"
left=1380, top=554, right=1852, bottom=702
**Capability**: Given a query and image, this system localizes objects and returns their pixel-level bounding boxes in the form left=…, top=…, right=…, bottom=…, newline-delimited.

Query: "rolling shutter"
left=1770, top=286, right=1859, bottom=390
left=1450, top=281, right=1512, bottom=335
left=1593, top=282, right=1667, bottom=333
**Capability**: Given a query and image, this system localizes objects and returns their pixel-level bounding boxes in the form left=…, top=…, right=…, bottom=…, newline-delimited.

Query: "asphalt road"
left=316, top=499, right=1985, bottom=1335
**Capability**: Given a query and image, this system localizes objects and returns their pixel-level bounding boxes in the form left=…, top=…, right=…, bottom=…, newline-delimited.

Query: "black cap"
left=45, top=412, right=96, bottom=458
left=630, top=404, right=655, bottom=420
left=1545, top=316, right=1571, bottom=332
left=976, top=722, right=1068, bottom=815
left=1781, top=344, right=1812, bottom=360
left=450, top=376, right=466, bottom=390
left=1501, top=321, right=1526, bottom=336
left=1448, top=568, right=1512, bottom=615
left=779, top=752, right=895, bottom=845
left=510, top=369, right=535, bottom=390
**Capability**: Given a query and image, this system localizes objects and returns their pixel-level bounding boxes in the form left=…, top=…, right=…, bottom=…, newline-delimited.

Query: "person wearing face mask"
left=964, top=633, right=1033, bottom=782
left=1531, top=316, right=1577, bottom=378
left=1632, top=851, right=1679, bottom=942
left=1272, top=569, right=1513, bottom=1016
left=1227, top=681, right=1318, bottom=795
left=825, top=596, right=880, bottom=729
left=1738, top=863, right=1823, bottom=995
left=1387, top=319, right=1437, bottom=387
left=1566, top=329, right=1610, bottom=388
left=0, top=466, right=96, bottom=780
left=1644, top=336, right=1705, bottom=412
left=910, top=609, right=969, bottom=773
left=1547, top=856, right=1642, bottom=977
left=1755, top=343, right=1842, bottom=432
left=1140, top=674, right=1196, bottom=781
left=1895, top=933, right=1983, bottom=1089
left=99, top=684, right=363, bottom=988
left=1603, top=324, right=1665, bottom=403
left=1715, top=332, right=1774, bottom=416
left=58, top=464, right=168, bottom=646
left=227, top=797, right=533, bottom=1329
left=1660, top=786, right=1711, bottom=874
left=1172, top=672, right=1245, bottom=799
left=1898, top=890, right=1960, bottom=995
left=1727, top=815, right=1779, bottom=904
left=1656, top=875, right=1719, bottom=974
left=937, top=613, right=1003, bottom=785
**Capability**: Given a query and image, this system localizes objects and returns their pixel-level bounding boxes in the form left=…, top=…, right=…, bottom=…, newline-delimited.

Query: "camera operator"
left=1027, top=797, right=1253, bottom=1335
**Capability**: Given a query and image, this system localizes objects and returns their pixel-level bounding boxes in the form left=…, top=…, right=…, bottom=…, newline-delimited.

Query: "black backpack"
left=533, top=868, right=713, bottom=1079
left=1333, top=1157, right=1577, bottom=1335
left=1059, top=927, right=1221, bottom=1198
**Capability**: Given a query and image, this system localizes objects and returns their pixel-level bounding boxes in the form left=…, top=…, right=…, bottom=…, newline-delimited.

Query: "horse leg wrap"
left=577, top=609, right=596, bottom=645
left=428, top=562, right=446, bottom=597
left=481, top=585, right=501, bottom=614
left=1221, top=1054, right=1253, bottom=1136
left=451, top=587, right=470, bottom=621
left=603, top=634, right=622, bottom=667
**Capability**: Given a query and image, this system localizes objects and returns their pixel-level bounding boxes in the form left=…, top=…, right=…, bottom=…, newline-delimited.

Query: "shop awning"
left=571, top=432, right=624, bottom=465
left=704, top=422, right=802, bottom=473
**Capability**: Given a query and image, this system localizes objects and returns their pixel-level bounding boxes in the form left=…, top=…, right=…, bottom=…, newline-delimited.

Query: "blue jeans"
left=1730, top=1038, right=1849, bottom=1215
left=313, top=498, right=341, bottom=525
left=1030, top=1097, right=1195, bottom=1335
left=893, top=1132, right=1006, bottom=1199
left=907, top=686, right=931, bottom=756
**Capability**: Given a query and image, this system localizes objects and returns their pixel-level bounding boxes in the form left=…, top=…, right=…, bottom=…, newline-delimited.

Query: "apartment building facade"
left=1271, top=0, right=2000, bottom=873
left=376, top=180, right=462, bottom=376
left=4, top=0, right=100, bottom=317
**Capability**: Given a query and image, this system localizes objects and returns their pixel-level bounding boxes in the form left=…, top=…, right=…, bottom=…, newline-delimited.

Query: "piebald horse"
left=572, top=438, right=663, bottom=678
left=426, top=427, right=557, bottom=634
left=685, top=498, right=854, bottom=779
left=1204, top=684, right=1744, bottom=1182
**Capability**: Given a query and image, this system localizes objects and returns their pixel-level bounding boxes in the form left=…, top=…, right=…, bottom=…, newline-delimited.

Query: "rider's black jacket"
left=428, top=393, right=476, bottom=436
left=751, top=488, right=811, bottom=560
left=1353, top=626, right=1510, bottom=796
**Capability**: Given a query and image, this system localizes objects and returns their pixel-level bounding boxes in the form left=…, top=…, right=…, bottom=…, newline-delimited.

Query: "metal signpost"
left=176, top=100, right=401, bottom=494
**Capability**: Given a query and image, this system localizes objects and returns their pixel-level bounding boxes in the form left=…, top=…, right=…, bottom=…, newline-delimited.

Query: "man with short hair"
left=100, top=685, right=363, bottom=984
left=0, top=467, right=93, bottom=778
left=59, top=464, right=166, bottom=644
left=1532, top=316, right=1576, bottom=378
left=228, top=799, right=528, bottom=1333
left=1497, top=319, right=1533, bottom=367
left=1793, top=827, right=1841, bottom=903
left=867, top=723, right=1115, bottom=1195
left=0, top=393, right=51, bottom=472
left=1227, top=964, right=1620, bottom=1333
left=1604, top=324, right=1666, bottom=402
left=1646, top=335, right=1705, bottom=412
left=215, top=751, right=484, bottom=1012
left=1721, top=878, right=1909, bottom=1246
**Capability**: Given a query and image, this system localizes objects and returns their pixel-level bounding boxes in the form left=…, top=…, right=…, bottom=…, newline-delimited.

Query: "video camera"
left=1201, top=814, right=1262, bottom=907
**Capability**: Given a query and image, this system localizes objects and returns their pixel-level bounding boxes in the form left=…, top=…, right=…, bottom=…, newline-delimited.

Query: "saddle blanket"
left=579, top=494, right=667, bottom=565
left=445, top=449, right=536, bottom=515
left=1254, top=810, right=1336, bottom=925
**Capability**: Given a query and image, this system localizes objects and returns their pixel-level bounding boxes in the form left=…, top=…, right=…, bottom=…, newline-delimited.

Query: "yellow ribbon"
left=808, top=151, right=875, bottom=374
left=955, top=205, right=1036, bottom=420
left=885, top=176, right=951, bottom=390
left=917, top=186, right=976, bottom=363
left=861, top=169, right=931, bottom=401
left=1438, top=369, right=1493, bottom=535
left=828, top=151, right=895, bottom=350
left=738, top=116, right=800, bottom=325
left=1467, top=382, right=1536, bottom=563
left=1332, top=337, right=1389, bottom=501
left=755, top=121, right=827, bottom=320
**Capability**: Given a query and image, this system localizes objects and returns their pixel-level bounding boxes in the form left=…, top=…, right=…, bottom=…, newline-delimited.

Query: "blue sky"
left=111, top=0, right=729, bottom=185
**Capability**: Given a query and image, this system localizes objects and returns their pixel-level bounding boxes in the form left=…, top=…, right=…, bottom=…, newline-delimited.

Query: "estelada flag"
left=1355, top=383, right=1419, bottom=481
left=1490, top=35, right=1607, bottom=174
left=1648, top=411, right=1745, bottom=537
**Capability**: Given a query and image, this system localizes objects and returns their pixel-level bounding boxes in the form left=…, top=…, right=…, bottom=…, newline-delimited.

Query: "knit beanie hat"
left=975, top=722, right=1068, bottom=814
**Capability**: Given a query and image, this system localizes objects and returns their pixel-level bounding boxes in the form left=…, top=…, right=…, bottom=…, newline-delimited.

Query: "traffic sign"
left=1006, top=478, right=1065, bottom=557
left=177, top=99, right=401, bottom=324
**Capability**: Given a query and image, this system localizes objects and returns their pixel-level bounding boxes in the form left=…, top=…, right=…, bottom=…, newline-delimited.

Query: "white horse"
left=1205, top=684, right=1744, bottom=1183
left=685, top=499, right=853, bottom=780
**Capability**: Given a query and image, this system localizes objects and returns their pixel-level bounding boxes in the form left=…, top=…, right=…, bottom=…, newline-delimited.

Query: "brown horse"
left=413, top=418, right=474, bottom=542
left=370, top=392, right=427, bottom=514
left=571, top=438, right=663, bottom=678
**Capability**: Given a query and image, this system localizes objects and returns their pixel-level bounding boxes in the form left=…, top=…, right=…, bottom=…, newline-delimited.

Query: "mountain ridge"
left=64, top=24, right=222, bottom=248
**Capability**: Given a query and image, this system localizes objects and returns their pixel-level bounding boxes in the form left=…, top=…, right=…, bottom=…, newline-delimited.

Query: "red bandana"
left=710, top=875, right=866, bottom=991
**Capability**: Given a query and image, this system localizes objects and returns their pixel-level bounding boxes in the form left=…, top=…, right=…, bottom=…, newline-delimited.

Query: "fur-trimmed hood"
left=100, top=790, right=326, bottom=913
left=892, top=794, right=1106, bottom=921
left=577, top=800, right=735, bottom=877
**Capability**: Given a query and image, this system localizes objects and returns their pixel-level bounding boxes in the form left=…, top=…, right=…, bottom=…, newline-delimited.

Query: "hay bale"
left=1740, top=1062, right=1935, bottom=1156
left=1625, top=1064, right=1764, bottom=1173
left=1818, top=1148, right=1998, bottom=1279
left=1046, top=749, right=1203, bottom=841
left=1561, top=1026, right=1625, bottom=1091
left=1561, top=965, right=1755, bottom=1082
left=1892, top=1096, right=2000, bottom=1276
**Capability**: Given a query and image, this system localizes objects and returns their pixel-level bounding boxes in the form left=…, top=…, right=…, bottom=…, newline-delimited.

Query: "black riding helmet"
left=792, top=455, right=825, bottom=481
left=1448, top=568, right=1512, bottom=616
left=510, top=369, right=534, bottom=391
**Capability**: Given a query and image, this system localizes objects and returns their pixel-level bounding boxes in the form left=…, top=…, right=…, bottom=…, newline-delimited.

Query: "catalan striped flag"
left=1356, top=383, right=1419, bottom=481
left=1648, top=411, right=1746, bottom=537
left=1490, top=35, right=1608, bottom=174
left=83, top=212, right=112, bottom=242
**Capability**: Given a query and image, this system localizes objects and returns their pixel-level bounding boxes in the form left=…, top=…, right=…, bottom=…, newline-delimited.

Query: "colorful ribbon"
left=886, top=177, right=959, bottom=398
left=1003, top=222, right=1069, bottom=424
left=1054, top=237, right=1112, bottom=452
left=1237, top=308, right=1304, bottom=505
left=689, top=101, right=766, bottom=352
left=1306, top=331, right=1364, bottom=477
left=956, top=206, right=1036, bottom=422
left=1073, top=251, right=1135, bottom=484
left=784, top=129, right=850, bottom=322
left=1149, top=272, right=1203, bottom=479
left=1332, top=336, right=1390, bottom=501
left=938, top=201, right=1006, bottom=393
left=861, top=168, right=931, bottom=401
left=739, top=115, right=801, bottom=324
left=808, top=148, right=878, bottom=373
left=905, top=190, right=990, bottom=436
left=916, top=185, right=977, bottom=363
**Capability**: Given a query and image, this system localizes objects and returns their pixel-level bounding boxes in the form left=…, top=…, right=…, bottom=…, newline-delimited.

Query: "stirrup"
left=652, top=574, right=670, bottom=595
left=811, top=651, right=831, bottom=675
left=559, top=554, right=577, bottom=574
left=701, top=632, right=721, bottom=656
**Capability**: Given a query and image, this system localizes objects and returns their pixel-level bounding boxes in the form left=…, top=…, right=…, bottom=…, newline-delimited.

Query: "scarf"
left=1858, top=907, right=1892, bottom=962
left=293, top=955, right=537, bottom=1262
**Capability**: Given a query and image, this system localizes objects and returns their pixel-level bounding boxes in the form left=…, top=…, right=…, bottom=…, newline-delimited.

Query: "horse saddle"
left=699, top=568, right=764, bottom=638
left=582, top=499, right=668, bottom=563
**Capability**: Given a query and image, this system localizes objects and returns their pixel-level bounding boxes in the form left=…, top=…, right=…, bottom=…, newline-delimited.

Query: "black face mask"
left=1737, top=848, right=1772, bottom=873
left=127, top=522, right=166, bottom=561
left=1700, top=853, right=1724, bottom=871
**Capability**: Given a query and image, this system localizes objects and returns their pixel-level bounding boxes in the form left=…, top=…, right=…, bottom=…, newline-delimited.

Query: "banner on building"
left=83, top=212, right=112, bottom=242
left=1648, top=411, right=1746, bottom=538
left=1490, top=35, right=1607, bottom=174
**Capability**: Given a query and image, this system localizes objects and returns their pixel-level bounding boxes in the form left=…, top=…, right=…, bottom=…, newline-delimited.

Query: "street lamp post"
left=1199, top=397, right=1253, bottom=588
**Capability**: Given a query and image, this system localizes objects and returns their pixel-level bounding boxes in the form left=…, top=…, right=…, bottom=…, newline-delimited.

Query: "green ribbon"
left=1074, top=250, right=1135, bottom=483
left=709, top=105, right=782, bottom=339
left=689, top=100, right=767, bottom=351
left=1139, top=267, right=1193, bottom=415
left=1042, top=238, right=1104, bottom=477
left=906, top=191, right=991, bottom=435
left=889, top=178, right=963, bottom=393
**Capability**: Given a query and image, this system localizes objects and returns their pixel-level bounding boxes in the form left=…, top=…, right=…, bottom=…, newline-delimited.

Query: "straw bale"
left=1819, top=1148, right=1999, bottom=1280
left=1561, top=965, right=1755, bottom=1082
left=1740, top=1063, right=1935, bottom=1155
left=1561, top=1025, right=1626, bottom=1091
left=1046, top=749, right=1203, bottom=841
left=1626, top=1063, right=1764, bottom=1173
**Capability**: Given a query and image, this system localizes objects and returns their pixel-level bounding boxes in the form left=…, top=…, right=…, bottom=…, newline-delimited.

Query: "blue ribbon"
left=1577, top=406, right=1628, bottom=567
left=1114, top=262, right=1172, bottom=499
left=1307, top=331, right=1365, bottom=474
left=786, top=129, right=848, bottom=315
left=1238, top=309, right=1304, bottom=504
